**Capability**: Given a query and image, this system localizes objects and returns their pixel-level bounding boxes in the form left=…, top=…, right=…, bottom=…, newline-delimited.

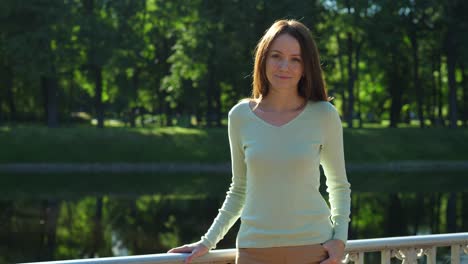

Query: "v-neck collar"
left=247, top=100, right=310, bottom=128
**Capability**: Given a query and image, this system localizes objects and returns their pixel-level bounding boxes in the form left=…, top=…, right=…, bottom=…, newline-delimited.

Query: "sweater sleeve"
left=320, top=103, right=351, bottom=244
left=200, top=108, right=247, bottom=249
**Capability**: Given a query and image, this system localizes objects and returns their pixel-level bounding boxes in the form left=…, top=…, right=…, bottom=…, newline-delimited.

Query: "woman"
left=168, top=19, right=351, bottom=264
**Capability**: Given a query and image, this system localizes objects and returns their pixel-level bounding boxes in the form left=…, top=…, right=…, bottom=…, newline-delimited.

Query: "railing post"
left=343, top=252, right=364, bottom=264
left=422, top=246, right=436, bottom=264
left=393, top=248, right=419, bottom=264
left=381, top=250, right=391, bottom=264
left=451, top=245, right=460, bottom=264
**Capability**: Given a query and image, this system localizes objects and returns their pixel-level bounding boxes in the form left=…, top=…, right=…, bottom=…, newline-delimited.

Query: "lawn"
left=1, top=124, right=467, bottom=163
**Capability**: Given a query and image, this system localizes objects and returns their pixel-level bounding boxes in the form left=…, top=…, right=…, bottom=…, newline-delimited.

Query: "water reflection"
left=0, top=171, right=467, bottom=263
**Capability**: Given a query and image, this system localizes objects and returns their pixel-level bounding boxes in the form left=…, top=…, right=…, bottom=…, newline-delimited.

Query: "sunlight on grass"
left=381, top=120, right=391, bottom=126
left=91, top=118, right=125, bottom=127
left=138, top=194, right=207, bottom=203
left=159, top=127, right=208, bottom=136
left=135, top=126, right=208, bottom=136
left=339, top=119, right=456, bottom=129
left=346, top=128, right=374, bottom=135
left=1, top=124, right=467, bottom=164
left=361, top=123, right=384, bottom=128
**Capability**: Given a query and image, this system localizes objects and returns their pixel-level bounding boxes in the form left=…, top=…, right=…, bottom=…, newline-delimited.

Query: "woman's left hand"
left=320, top=239, right=345, bottom=264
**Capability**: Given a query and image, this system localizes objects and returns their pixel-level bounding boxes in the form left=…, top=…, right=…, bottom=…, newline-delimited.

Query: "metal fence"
left=26, top=232, right=468, bottom=264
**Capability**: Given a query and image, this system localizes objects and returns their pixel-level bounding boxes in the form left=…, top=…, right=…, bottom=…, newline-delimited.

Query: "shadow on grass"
left=0, top=125, right=229, bottom=163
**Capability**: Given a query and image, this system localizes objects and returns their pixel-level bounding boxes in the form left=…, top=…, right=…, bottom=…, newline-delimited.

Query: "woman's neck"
left=256, top=90, right=306, bottom=112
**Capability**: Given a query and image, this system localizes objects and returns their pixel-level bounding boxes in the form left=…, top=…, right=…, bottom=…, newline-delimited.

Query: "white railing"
left=26, top=233, right=468, bottom=264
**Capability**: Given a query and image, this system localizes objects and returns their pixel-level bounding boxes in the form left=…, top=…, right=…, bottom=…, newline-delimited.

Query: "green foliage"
left=0, top=0, right=468, bottom=127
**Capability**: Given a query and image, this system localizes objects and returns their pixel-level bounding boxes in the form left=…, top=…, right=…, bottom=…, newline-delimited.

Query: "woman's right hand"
left=167, top=241, right=209, bottom=264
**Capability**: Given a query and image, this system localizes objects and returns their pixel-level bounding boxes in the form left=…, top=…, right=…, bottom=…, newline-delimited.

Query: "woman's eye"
left=292, top=58, right=301, bottom=62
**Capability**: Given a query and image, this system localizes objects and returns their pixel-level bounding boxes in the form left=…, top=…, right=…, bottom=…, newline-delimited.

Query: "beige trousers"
left=236, top=244, right=328, bottom=264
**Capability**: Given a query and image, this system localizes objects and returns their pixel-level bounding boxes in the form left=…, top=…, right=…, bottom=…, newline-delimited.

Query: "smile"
left=275, top=75, right=292, bottom=79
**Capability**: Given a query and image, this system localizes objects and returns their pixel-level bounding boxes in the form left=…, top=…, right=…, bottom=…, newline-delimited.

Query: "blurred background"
left=0, top=0, right=467, bottom=263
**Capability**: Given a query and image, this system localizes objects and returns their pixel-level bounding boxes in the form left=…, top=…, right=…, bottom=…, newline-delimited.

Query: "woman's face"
left=265, top=34, right=304, bottom=93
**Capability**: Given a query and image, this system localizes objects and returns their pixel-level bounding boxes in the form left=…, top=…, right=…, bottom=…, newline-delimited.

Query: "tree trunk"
left=94, top=65, right=104, bottom=128
left=158, top=91, right=167, bottom=126
left=167, top=102, right=174, bottom=126
left=389, top=52, right=403, bottom=128
left=354, top=41, right=362, bottom=128
left=444, top=1, right=460, bottom=129
left=195, top=106, right=202, bottom=127
left=461, top=63, right=467, bottom=127
left=68, top=73, right=76, bottom=125
left=156, top=38, right=171, bottom=127
left=41, top=75, right=59, bottom=128
left=446, top=31, right=457, bottom=128
left=206, top=60, right=215, bottom=128
left=336, top=33, right=347, bottom=117
left=410, top=31, right=424, bottom=128
left=437, top=55, right=444, bottom=126
left=5, top=66, right=16, bottom=122
left=346, top=32, right=354, bottom=128
left=214, top=78, right=222, bottom=128
left=129, top=68, right=140, bottom=128
left=0, top=103, right=2, bottom=125
left=42, top=78, right=48, bottom=125
left=430, top=54, right=437, bottom=126
left=0, top=77, right=3, bottom=123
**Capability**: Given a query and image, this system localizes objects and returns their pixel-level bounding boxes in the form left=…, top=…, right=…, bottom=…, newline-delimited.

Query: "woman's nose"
left=278, top=59, right=289, bottom=69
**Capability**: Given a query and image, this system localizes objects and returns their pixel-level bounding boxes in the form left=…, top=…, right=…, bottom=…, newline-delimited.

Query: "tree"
left=77, top=0, right=119, bottom=128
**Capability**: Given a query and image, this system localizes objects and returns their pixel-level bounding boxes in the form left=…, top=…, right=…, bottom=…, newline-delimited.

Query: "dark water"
left=0, top=171, right=467, bottom=263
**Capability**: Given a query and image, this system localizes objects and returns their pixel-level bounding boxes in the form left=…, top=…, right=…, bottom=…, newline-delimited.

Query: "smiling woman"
left=265, top=34, right=304, bottom=92
left=252, top=19, right=328, bottom=104
left=168, top=19, right=351, bottom=264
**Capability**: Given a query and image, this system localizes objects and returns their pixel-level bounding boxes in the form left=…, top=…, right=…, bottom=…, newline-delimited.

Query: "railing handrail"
left=346, top=232, right=468, bottom=252
left=23, top=232, right=468, bottom=264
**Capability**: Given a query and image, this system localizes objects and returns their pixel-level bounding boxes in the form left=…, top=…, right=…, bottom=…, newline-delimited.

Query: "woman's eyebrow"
left=270, top=50, right=301, bottom=57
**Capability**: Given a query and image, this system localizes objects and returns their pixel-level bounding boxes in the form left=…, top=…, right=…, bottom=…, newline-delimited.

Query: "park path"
left=1, top=161, right=468, bottom=173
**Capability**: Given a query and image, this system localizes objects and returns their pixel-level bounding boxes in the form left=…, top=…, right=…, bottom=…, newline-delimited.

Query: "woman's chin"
left=270, top=84, right=299, bottom=91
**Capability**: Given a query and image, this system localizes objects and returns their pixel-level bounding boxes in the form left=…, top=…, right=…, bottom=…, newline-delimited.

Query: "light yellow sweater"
left=201, top=100, right=351, bottom=249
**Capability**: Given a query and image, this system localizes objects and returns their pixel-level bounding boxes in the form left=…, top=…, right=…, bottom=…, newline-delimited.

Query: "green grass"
left=0, top=125, right=228, bottom=163
left=344, top=127, right=468, bottom=162
left=1, top=124, right=468, bottom=163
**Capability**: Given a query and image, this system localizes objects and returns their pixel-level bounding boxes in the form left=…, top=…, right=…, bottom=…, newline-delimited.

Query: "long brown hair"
left=251, top=19, right=329, bottom=102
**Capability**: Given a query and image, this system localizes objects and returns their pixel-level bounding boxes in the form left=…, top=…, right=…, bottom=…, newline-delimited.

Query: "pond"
left=0, top=170, right=467, bottom=263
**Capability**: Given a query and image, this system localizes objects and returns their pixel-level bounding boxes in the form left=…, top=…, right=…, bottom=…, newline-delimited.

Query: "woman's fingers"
left=320, top=257, right=341, bottom=264
left=319, top=239, right=345, bottom=264
left=185, top=246, right=209, bottom=264
left=168, top=242, right=209, bottom=264
left=167, top=245, right=193, bottom=253
left=185, top=250, right=197, bottom=264
left=320, top=258, right=341, bottom=264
